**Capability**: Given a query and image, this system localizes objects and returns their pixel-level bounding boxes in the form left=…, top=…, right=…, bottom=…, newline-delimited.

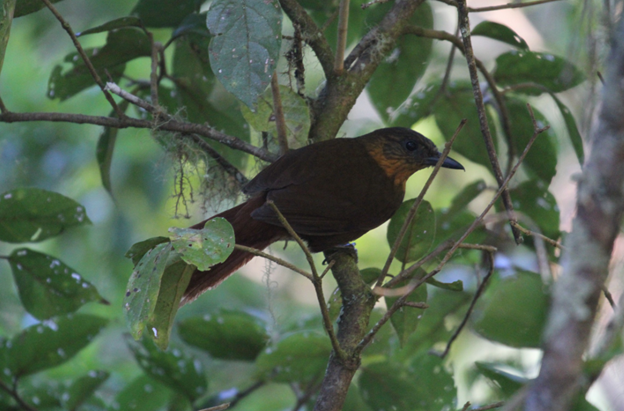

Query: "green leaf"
left=0, top=0, right=16, bottom=76
left=48, top=28, right=151, bottom=100
left=61, top=370, right=109, bottom=411
left=97, top=100, right=130, bottom=198
left=472, top=270, right=549, bottom=348
left=125, top=236, right=171, bottom=266
left=506, top=98, right=558, bottom=184
left=147, top=260, right=195, bottom=350
left=366, top=1, right=433, bottom=121
left=509, top=179, right=560, bottom=240
left=255, top=332, right=331, bottom=383
left=3, top=314, right=108, bottom=378
left=126, top=337, right=207, bottom=402
left=124, top=242, right=174, bottom=340
left=168, top=218, right=234, bottom=271
left=0, top=188, right=91, bottom=243
left=14, top=0, right=63, bottom=18
left=385, top=271, right=428, bottom=347
left=475, top=362, right=526, bottom=396
left=393, top=82, right=440, bottom=127
left=8, top=248, right=107, bottom=320
left=472, top=21, right=529, bottom=50
left=114, top=375, right=172, bottom=411
left=551, top=93, right=584, bottom=165
left=435, top=82, right=498, bottom=169
left=207, top=0, right=283, bottom=107
left=359, top=355, right=455, bottom=411
left=444, top=179, right=487, bottom=220
left=48, top=62, right=125, bottom=101
left=426, top=277, right=463, bottom=291
left=360, top=267, right=382, bottom=285
left=386, top=199, right=436, bottom=263
left=240, top=85, right=311, bottom=147
left=493, top=51, right=585, bottom=95
left=171, top=12, right=209, bottom=40
left=133, top=0, right=202, bottom=28
left=399, top=289, right=471, bottom=357
left=77, top=17, right=143, bottom=36
left=178, top=310, right=269, bottom=360
left=172, top=33, right=250, bottom=168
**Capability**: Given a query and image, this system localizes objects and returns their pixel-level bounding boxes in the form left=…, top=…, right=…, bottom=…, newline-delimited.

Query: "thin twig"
left=387, top=242, right=496, bottom=288
left=267, top=201, right=318, bottom=278
left=469, top=0, right=562, bottom=12
left=0, top=379, right=38, bottom=411
left=361, top=0, right=390, bottom=9
left=266, top=202, right=346, bottom=362
left=270, top=72, right=289, bottom=155
left=198, top=404, right=230, bottom=411
left=40, top=0, right=123, bottom=118
left=0, top=110, right=276, bottom=163
left=358, top=108, right=547, bottom=353
left=279, top=0, right=335, bottom=79
left=433, top=250, right=494, bottom=358
left=334, top=0, right=350, bottom=73
left=320, top=259, right=336, bottom=279
left=0, top=95, right=7, bottom=113
left=402, top=301, right=429, bottom=309
left=148, top=34, right=160, bottom=107
left=510, top=221, right=563, bottom=249
left=376, top=120, right=466, bottom=288
left=456, top=0, right=522, bottom=244
left=234, top=244, right=313, bottom=280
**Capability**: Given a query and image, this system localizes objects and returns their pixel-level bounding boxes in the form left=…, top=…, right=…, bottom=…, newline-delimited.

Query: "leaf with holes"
left=255, top=332, right=331, bottom=383
left=359, top=355, right=455, bottom=411
left=178, top=310, right=269, bottom=361
left=147, top=259, right=195, bottom=350
left=386, top=199, right=436, bottom=263
left=366, top=1, right=433, bottom=121
left=472, top=270, right=550, bottom=348
left=207, top=0, right=283, bottom=107
left=124, top=242, right=174, bottom=340
left=168, top=218, right=234, bottom=271
left=241, top=85, right=310, bottom=147
left=3, top=314, right=108, bottom=378
left=385, top=270, right=428, bottom=347
left=0, top=188, right=90, bottom=243
left=126, top=337, right=207, bottom=402
left=472, top=21, right=529, bottom=50
left=493, top=51, right=585, bottom=95
left=61, top=370, right=109, bottom=410
left=8, top=248, right=107, bottom=320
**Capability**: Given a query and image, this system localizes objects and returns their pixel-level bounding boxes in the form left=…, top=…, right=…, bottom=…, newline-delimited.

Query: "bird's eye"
left=404, top=140, right=418, bottom=151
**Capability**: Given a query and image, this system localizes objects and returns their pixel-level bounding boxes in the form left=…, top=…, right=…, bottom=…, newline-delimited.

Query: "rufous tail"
left=181, top=196, right=285, bottom=305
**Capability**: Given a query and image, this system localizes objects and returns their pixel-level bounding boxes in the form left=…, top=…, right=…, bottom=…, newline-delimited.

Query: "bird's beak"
left=424, top=154, right=465, bottom=170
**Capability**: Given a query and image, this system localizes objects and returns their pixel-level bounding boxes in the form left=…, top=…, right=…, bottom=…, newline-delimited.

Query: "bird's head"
left=362, top=127, right=464, bottom=188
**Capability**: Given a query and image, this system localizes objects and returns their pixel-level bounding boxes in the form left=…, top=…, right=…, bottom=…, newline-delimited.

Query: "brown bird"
left=182, top=127, right=463, bottom=304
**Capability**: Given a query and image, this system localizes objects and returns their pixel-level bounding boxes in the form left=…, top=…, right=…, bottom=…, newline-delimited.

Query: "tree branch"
left=525, top=14, right=624, bottom=411
left=40, top=0, right=123, bottom=117
left=456, top=0, right=522, bottom=244
left=279, top=0, right=335, bottom=79
left=310, top=0, right=425, bottom=141
left=0, top=111, right=277, bottom=162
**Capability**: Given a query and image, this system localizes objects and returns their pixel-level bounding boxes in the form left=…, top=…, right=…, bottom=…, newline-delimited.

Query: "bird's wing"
left=248, top=142, right=401, bottom=236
